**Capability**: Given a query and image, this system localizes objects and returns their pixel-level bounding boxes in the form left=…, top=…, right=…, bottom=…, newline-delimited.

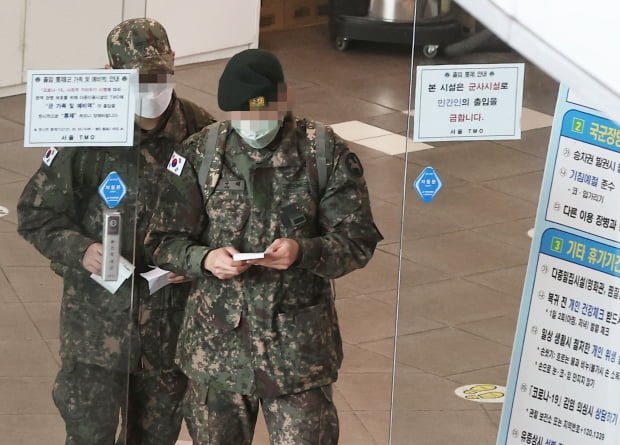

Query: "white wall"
left=24, top=0, right=122, bottom=71
left=147, top=0, right=261, bottom=65
left=2, top=0, right=260, bottom=97
left=2, top=0, right=27, bottom=95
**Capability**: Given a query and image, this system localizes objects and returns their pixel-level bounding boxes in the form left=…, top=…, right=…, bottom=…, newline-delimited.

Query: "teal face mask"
left=231, top=120, right=281, bottom=148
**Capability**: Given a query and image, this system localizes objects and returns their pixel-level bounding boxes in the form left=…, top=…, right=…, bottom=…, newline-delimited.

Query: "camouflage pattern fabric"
left=52, top=361, right=125, bottom=445
left=53, top=361, right=186, bottom=445
left=120, top=368, right=188, bottom=445
left=146, top=114, right=383, bottom=399
left=107, top=18, right=174, bottom=75
left=17, top=93, right=214, bottom=444
left=183, top=379, right=339, bottom=445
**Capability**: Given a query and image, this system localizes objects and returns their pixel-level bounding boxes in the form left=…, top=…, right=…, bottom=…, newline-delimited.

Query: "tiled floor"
left=0, top=23, right=559, bottom=445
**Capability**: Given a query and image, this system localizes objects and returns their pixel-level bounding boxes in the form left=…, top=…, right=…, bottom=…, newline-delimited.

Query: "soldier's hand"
left=249, top=238, right=299, bottom=270
left=203, top=246, right=251, bottom=280
left=82, top=242, right=103, bottom=275
left=166, top=272, right=191, bottom=284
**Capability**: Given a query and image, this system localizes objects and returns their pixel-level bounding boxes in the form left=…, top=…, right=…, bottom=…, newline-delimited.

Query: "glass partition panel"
left=1, top=15, right=209, bottom=444
left=1, top=2, right=567, bottom=444
left=390, top=1, right=559, bottom=444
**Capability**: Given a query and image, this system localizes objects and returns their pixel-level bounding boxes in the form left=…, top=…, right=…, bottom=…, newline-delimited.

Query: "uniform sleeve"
left=196, top=107, right=217, bottom=130
left=180, top=97, right=217, bottom=134
left=144, top=134, right=211, bottom=278
left=17, top=149, right=97, bottom=270
left=294, top=132, right=383, bottom=278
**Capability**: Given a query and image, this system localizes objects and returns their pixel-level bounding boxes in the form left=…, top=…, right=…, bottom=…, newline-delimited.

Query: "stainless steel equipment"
left=329, top=0, right=462, bottom=57
left=367, top=0, right=416, bottom=22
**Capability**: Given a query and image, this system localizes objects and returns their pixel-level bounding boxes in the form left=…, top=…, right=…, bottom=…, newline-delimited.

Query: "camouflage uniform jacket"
left=17, top=94, right=214, bottom=372
left=145, top=115, right=383, bottom=396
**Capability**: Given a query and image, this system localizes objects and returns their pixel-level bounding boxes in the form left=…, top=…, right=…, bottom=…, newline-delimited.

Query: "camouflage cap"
left=106, top=18, right=174, bottom=76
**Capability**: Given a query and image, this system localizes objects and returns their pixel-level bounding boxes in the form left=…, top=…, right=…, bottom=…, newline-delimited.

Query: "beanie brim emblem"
left=249, top=96, right=267, bottom=110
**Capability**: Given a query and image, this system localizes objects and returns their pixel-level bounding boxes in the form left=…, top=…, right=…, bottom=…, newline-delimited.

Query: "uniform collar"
left=135, top=91, right=179, bottom=140
left=225, top=114, right=301, bottom=168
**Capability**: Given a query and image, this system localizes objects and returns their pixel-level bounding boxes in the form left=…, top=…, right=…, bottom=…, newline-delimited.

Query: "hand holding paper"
left=90, top=256, right=134, bottom=294
left=242, top=238, right=299, bottom=270
left=140, top=267, right=176, bottom=295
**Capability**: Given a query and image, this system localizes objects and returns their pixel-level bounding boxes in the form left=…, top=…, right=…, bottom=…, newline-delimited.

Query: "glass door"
left=389, top=1, right=559, bottom=443
left=5, top=15, right=205, bottom=444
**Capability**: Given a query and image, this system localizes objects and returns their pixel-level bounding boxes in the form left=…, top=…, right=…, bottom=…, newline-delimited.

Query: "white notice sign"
left=413, top=63, right=524, bottom=142
left=497, top=85, right=620, bottom=445
left=24, top=69, right=138, bottom=147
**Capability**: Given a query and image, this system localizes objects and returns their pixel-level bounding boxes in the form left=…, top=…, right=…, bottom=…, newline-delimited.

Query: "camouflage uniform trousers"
left=183, top=379, right=339, bottom=444
left=52, top=360, right=187, bottom=445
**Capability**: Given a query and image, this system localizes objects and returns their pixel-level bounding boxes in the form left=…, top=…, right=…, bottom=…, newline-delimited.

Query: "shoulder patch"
left=167, top=151, right=186, bottom=176
left=42, top=146, right=58, bottom=167
left=344, top=152, right=364, bottom=178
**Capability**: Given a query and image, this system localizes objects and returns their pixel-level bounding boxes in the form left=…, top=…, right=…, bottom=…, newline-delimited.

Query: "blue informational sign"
left=496, top=85, right=620, bottom=445
left=414, top=166, right=442, bottom=203
left=98, top=171, right=127, bottom=208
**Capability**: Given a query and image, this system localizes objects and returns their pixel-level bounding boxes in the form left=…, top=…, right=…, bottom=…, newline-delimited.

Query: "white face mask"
left=231, top=119, right=281, bottom=149
left=137, top=83, right=174, bottom=118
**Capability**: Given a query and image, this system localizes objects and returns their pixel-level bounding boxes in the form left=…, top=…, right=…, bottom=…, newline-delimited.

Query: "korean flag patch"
left=42, top=146, right=58, bottom=167
left=167, top=151, right=186, bottom=176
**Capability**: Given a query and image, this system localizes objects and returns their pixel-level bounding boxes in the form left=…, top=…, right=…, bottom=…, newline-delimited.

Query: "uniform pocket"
left=279, top=182, right=318, bottom=238
left=206, top=191, right=250, bottom=246
left=275, top=302, right=340, bottom=382
left=194, top=284, right=242, bottom=331
left=52, top=361, right=84, bottom=423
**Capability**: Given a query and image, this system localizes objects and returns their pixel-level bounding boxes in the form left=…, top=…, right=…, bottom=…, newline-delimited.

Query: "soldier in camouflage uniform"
left=17, top=18, right=215, bottom=445
left=145, top=49, right=383, bottom=444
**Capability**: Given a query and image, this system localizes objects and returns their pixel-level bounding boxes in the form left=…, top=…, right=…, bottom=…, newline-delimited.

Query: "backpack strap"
left=198, top=121, right=224, bottom=189
left=314, top=122, right=329, bottom=196
left=197, top=120, right=332, bottom=200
